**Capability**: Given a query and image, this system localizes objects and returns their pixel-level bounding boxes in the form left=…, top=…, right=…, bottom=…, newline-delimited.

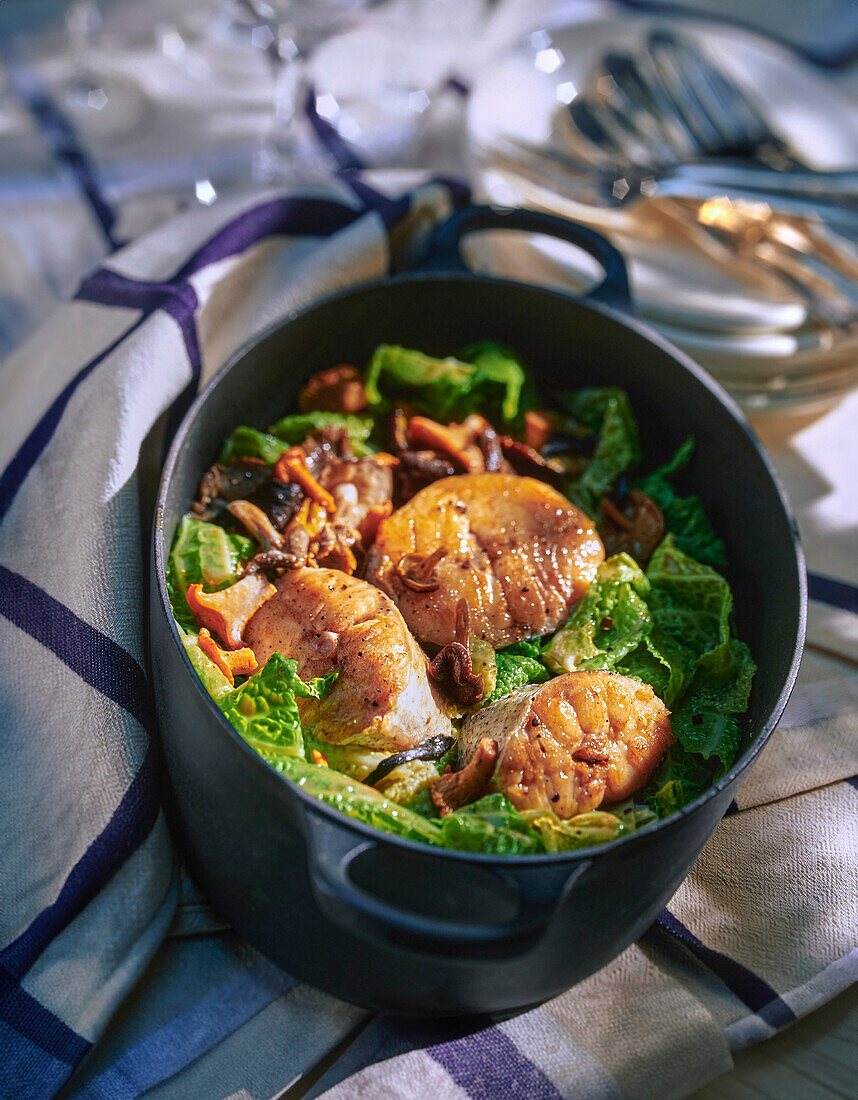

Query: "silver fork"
left=564, top=30, right=858, bottom=202
left=643, top=29, right=797, bottom=165
left=484, top=135, right=858, bottom=227
left=480, top=138, right=858, bottom=329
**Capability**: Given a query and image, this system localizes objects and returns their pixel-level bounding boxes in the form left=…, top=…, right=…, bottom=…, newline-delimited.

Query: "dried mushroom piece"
left=298, top=364, right=368, bottom=414
left=241, top=548, right=301, bottom=576
left=427, top=599, right=485, bottom=707
left=245, top=478, right=302, bottom=532
left=406, top=414, right=489, bottom=473
left=314, top=522, right=360, bottom=575
left=396, top=547, right=447, bottom=592
left=398, top=452, right=457, bottom=480
left=390, top=407, right=410, bottom=453
left=301, top=424, right=355, bottom=467
left=282, top=499, right=328, bottom=566
left=192, top=459, right=271, bottom=520
left=186, top=574, right=276, bottom=649
left=599, top=489, right=665, bottom=567
left=274, top=447, right=337, bottom=512
left=477, top=422, right=503, bottom=471
left=498, top=437, right=565, bottom=489
left=197, top=628, right=258, bottom=687
left=361, top=734, right=456, bottom=788
left=523, top=409, right=560, bottom=451
left=389, top=407, right=465, bottom=502
left=226, top=500, right=283, bottom=551
left=429, top=737, right=499, bottom=816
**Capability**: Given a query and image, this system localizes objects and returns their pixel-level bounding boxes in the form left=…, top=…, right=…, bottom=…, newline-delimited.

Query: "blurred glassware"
left=44, top=0, right=152, bottom=142
left=308, top=0, right=489, bottom=167
left=466, top=14, right=858, bottom=411
left=247, top=0, right=369, bottom=183
left=149, top=0, right=488, bottom=175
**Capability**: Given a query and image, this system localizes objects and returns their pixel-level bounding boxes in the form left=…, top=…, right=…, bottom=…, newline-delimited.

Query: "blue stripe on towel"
left=176, top=195, right=361, bottom=278
left=0, top=185, right=470, bottom=526
left=846, top=775, right=858, bottom=792
left=807, top=573, right=858, bottom=615
left=2, top=47, right=118, bottom=250
left=428, top=1026, right=565, bottom=1100
left=304, top=1014, right=493, bottom=1098
left=447, top=76, right=471, bottom=96
left=0, top=197, right=362, bottom=527
left=0, top=975, right=91, bottom=1066
left=656, top=909, right=795, bottom=1027
left=0, top=320, right=144, bottom=524
left=76, top=270, right=203, bottom=448
left=0, top=568, right=161, bottom=985
left=0, top=566, right=152, bottom=729
left=0, top=1019, right=80, bottom=1100
left=341, top=176, right=412, bottom=230
left=73, top=960, right=295, bottom=1100
left=0, top=747, right=159, bottom=979
left=313, top=1016, right=557, bottom=1100
left=77, top=271, right=199, bottom=328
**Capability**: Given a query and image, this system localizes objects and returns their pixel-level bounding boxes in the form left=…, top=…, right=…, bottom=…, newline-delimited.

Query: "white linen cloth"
left=0, top=3, right=856, bottom=1099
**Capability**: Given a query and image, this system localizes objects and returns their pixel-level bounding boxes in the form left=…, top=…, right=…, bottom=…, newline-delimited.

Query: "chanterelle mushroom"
left=429, top=737, right=498, bottom=816
left=427, top=598, right=485, bottom=707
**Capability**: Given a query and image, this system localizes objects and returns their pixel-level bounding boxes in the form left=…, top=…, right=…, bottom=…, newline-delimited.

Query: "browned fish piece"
left=459, top=672, right=673, bottom=817
left=365, top=473, right=604, bottom=648
left=244, top=567, right=452, bottom=751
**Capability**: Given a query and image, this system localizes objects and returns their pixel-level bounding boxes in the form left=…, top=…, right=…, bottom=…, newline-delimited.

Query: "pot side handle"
left=303, top=810, right=591, bottom=957
left=418, top=204, right=633, bottom=312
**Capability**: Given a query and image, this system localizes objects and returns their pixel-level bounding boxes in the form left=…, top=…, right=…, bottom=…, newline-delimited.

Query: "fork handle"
left=669, top=161, right=858, bottom=204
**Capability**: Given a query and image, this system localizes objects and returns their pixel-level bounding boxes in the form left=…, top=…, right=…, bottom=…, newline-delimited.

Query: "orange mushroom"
left=286, top=498, right=328, bottom=542
left=274, top=447, right=336, bottom=512
left=406, top=415, right=488, bottom=473
left=524, top=409, right=560, bottom=451
left=197, top=628, right=259, bottom=686
left=358, top=499, right=393, bottom=546
left=186, top=574, right=276, bottom=650
left=298, top=364, right=368, bottom=414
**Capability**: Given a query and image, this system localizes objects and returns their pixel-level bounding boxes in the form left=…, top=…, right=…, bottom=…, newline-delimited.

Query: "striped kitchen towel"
left=1, top=3, right=856, bottom=1096
left=2, top=161, right=856, bottom=1099
left=0, top=172, right=468, bottom=1100
left=54, top=650, right=858, bottom=1100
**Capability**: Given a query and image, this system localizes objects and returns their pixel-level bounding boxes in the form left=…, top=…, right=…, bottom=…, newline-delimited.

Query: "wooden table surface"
left=694, top=983, right=858, bottom=1100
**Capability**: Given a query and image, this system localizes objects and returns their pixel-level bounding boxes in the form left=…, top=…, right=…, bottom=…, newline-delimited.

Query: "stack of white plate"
left=466, top=13, right=858, bottom=411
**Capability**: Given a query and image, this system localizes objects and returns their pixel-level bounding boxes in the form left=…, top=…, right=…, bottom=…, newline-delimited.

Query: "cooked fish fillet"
left=459, top=672, right=673, bottom=817
left=244, top=567, right=452, bottom=750
left=365, top=473, right=604, bottom=648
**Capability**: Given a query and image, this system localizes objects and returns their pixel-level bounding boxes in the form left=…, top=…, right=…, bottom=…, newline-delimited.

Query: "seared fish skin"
left=459, top=672, right=673, bottom=817
left=244, top=568, right=452, bottom=750
left=365, top=473, right=604, bottom=648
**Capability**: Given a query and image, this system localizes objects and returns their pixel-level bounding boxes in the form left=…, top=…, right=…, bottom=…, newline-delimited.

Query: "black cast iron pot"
left=149, top=207, right=805, bottom=1015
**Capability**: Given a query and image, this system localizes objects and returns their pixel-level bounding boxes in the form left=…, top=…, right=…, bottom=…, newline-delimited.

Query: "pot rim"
left=152, top=270, right=807, bottom=868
